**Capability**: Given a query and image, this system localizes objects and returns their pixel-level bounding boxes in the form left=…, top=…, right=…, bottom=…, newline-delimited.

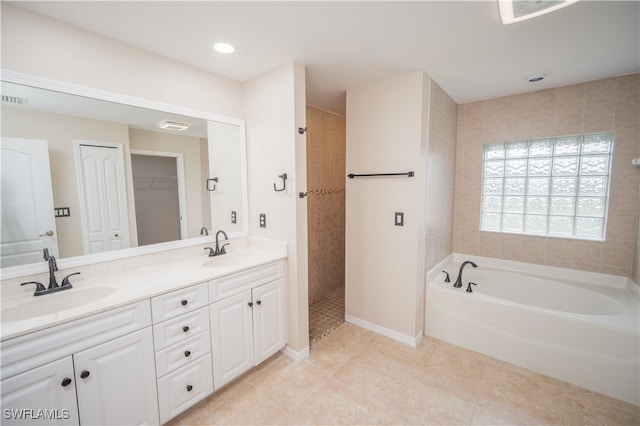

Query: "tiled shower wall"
left=425, top=80, right=458, bottom=271
left=306, top=106, right=346, bottom=304
left=454, top=74, right=640, bottom=278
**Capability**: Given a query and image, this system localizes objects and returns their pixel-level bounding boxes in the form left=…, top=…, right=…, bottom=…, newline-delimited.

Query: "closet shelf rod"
left=347, top=171, right=414, bottom=179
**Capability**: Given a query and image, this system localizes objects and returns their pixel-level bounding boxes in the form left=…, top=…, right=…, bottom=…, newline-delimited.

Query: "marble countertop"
left=0, top=246, right=286, bottom=341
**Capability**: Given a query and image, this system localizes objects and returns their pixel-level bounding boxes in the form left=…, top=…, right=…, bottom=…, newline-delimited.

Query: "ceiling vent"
left=498, top=0, right=579, bottom=24
left=158, top=120, right=190, bottom=131
left=2, top=95, right=27, bottom=105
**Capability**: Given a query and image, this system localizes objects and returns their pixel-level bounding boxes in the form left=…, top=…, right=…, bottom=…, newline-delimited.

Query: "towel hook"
left=207, top=177, right=218, bottom=191
left=274, top=173, right=287, bottom=192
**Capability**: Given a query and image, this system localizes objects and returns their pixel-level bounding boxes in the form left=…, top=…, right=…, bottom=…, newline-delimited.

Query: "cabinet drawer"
left=209, top=261, right=284, bottom=302
left=155, top=331, right=211, bottom=378
left=157, top=353, right=214, bottom=424
left=151, top=283, right=208, bottom=323
left=153, top=307, right=209, bottom=350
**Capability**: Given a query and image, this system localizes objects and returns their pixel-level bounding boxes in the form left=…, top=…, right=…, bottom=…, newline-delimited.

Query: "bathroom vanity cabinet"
left=209, top=261, right=286, bottom=390
left=0, top=301, right=159, bottom=426
left=0, top=257, right=287, bottom=425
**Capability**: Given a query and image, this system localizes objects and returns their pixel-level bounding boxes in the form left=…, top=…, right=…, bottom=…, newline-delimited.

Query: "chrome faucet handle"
left=204, top=247, right=215, bottom=257
left=442, top=271, right=451, bottom=282
left=466, top=282, right=477, bottom=293
left=21, top=281, right=46, bottom=295
left=220, top=243, right=230, bottom=254
left=61, top=272, right=80, bottom=288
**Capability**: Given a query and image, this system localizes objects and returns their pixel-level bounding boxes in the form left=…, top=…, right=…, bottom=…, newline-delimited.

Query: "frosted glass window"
left=480, top=132, right=612, bottom=241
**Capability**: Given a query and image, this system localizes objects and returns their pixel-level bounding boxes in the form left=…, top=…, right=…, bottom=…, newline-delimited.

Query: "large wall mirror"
left=1, top=72, right=248, bottom=273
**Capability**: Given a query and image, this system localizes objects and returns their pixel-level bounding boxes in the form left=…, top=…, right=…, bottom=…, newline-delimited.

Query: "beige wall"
left=244, top=62, right=309, bottom=353
left=425, top=81, right=458, bottom=271
left=1, top=108, right=132, bottom=258
left=306, top=106, right=346, bottom=305
left=346, top=71, right=430, bottom=342
left=1, top=3, right=243, bottom=120
left=454, top=74, right=640, bottom=278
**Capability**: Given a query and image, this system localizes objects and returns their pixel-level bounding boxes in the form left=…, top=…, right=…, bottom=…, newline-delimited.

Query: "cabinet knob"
left=186, top=385, right=193, bottom=392
left=247, top=302, right=253, bottom=307
left=256, top=300, right=262, bottom=306
left=80, top=370, right=90, bottom=379
left=61, top=377, right=72, bottom=387
left=181, top=299, right=188, bottom=306
left=184, top=350, right=191, bottom=358
left=182, top=325, right=190, bottom=333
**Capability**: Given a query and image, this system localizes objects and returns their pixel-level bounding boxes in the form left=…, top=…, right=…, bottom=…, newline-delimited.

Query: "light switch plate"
left=259, top=213, right=266, bottom=228
left=395, top=212, right=404, bottom=226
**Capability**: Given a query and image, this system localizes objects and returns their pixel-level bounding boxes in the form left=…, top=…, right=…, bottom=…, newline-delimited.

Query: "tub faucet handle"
left=442, top=271, right=451, bottom=283
left=466, top=282, right=477, bottom=293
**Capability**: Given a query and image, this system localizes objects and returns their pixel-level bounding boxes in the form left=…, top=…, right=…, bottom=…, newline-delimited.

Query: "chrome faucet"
left=215, top=230, right=229, bottom=255
left=200, top=227, right=209, bottom=236
left=20, top=249, right=80, bottom=296
left=453, top=260, right=478, bottom=288
left=203, top=230, right=230, bottom=257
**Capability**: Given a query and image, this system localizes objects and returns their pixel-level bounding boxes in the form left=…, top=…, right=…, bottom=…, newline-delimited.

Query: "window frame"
left=479, top=132, right=613, bottom=241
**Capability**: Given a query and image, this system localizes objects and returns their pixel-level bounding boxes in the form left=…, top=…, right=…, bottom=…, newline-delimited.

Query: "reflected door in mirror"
left=1, top=137, right=59, bottom=267
left=76, top=142, right=130, bottom=254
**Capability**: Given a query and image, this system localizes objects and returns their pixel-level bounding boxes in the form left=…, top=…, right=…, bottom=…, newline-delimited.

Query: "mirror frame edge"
left=1, top=69, right=249, bottom=279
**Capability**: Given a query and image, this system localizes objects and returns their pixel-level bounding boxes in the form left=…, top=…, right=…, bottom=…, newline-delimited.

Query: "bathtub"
left=425, top=254, right=640, bottom=406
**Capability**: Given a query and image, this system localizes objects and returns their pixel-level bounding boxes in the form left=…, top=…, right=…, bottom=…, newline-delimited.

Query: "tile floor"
left=308, top=286, right=345, bottom=344
left=167, top=322, right=640, bottom=425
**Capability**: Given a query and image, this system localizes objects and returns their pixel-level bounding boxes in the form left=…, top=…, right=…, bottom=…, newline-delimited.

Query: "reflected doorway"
left=131, top=151, right=187, bottom=246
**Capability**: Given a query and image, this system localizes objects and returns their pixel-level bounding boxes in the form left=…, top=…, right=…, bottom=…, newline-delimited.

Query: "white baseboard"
left=281, top=344, right=309, bottom=361
left=345, top=315, right=422, bottom=347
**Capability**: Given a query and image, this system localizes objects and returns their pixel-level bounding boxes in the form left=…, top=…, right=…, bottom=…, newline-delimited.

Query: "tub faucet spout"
left=453, top=260, right=477, bottom=288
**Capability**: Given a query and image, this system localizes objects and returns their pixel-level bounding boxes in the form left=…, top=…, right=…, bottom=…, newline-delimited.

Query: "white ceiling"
left=11, top=1, right=640, bottom=115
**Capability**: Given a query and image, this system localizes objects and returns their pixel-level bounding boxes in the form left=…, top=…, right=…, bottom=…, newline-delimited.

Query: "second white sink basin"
left=1, top=287, right=117, bottom=323
left=202, top=252, right=264, bottom=268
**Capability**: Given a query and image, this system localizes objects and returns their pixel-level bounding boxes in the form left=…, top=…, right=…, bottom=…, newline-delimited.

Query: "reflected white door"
left=77, top=142, right=130, bottom=254
left=0, top=137, right=59, bottom=267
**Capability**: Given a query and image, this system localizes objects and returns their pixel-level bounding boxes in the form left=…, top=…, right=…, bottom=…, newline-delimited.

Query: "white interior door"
left=76, top=142, right=130, bottom=254
left=1, top=137, right=59, bottom=267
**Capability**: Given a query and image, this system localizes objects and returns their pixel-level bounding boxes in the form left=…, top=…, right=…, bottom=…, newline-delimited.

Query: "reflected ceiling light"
left=159, top=120, right=190, bottom=131
left=526, top=72, right=549, bottom=82
left=213, top=42, right=235, bottom=54
left=498, top=0, right=579, bottom=24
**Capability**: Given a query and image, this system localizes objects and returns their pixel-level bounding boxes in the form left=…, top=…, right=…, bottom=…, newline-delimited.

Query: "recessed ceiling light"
left=213, top=42, right=235, bottom=54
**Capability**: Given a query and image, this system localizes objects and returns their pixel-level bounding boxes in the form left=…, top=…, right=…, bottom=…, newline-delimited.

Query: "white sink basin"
left=1, top=287, right=117, bottom=322
left=202, top=252, right=264, bottom=268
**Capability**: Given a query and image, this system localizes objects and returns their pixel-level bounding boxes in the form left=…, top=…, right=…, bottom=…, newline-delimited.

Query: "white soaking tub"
left=425, top=254, right=640, bottom=406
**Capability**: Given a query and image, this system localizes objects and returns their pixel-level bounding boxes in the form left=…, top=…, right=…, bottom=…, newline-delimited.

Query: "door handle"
left=39, top=230, right=54, bottom=237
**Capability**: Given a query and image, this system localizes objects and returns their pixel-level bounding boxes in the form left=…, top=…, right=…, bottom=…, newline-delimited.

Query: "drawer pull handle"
left=247, top=302, right=253, bottom=307
left=61, top=378, right=72, bottom=387
left=186, top=385, right=193, bottom=392
left=181, top=299, right=188, bottom=306
left=184, top=350, right=191, bottom=357
left=182, top=326, right=190, bottom=333
left=256, top=300, right=262, bottom=306
left=80, top=370, right=90, bottom=379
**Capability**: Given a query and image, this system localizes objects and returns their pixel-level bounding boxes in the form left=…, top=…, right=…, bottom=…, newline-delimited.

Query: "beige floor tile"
left=564, top=384, right=640, bottom=426
left=333, top=349, right=414, bottom=403
left=281, top=375, right=384, bottom=425
left=387, top=369, right=477, bottom=425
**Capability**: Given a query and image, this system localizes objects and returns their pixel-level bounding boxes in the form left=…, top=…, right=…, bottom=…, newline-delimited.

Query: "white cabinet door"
left=252, top=278, right=286, bottom=364
left=0, top=357, right=78, bottom=425
left=74, top=328, right=159, bottom=425
left=210, top=290, right=254, bottom=390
